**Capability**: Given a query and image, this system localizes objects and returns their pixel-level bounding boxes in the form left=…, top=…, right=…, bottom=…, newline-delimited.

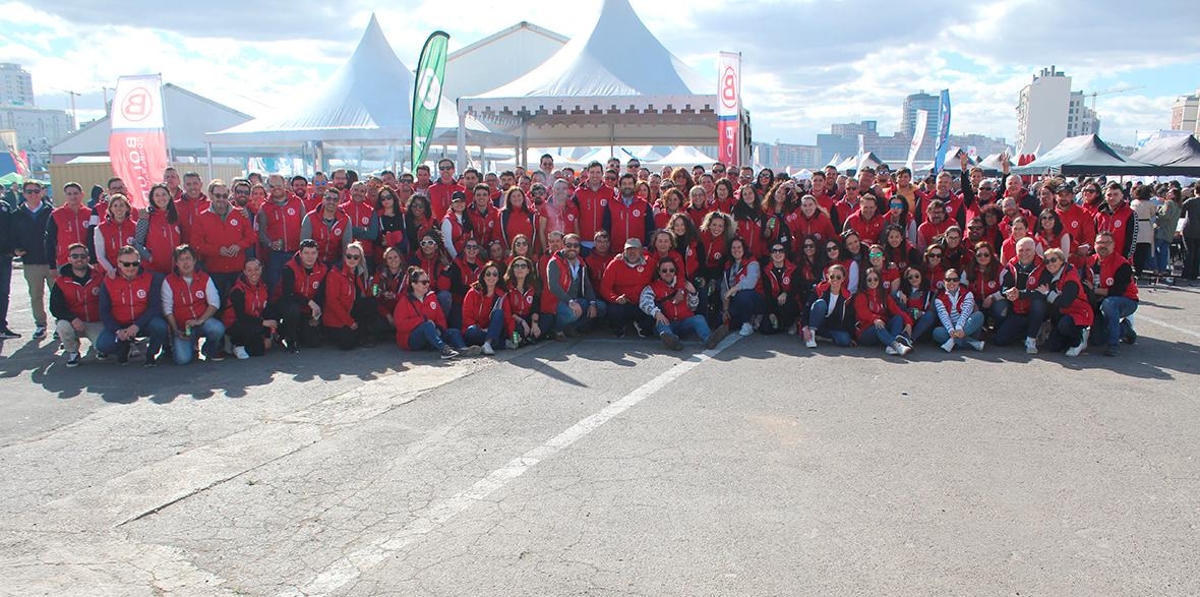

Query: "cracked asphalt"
left=2, top=278, right=1200, bottom=596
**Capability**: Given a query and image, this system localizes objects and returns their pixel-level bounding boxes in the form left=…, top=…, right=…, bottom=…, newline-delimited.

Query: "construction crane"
left=1087, top=85, right=1144, bottom=110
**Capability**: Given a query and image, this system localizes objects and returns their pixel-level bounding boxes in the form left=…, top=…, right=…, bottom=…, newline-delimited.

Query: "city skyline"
left=1, top=0, right=1198, bottom=150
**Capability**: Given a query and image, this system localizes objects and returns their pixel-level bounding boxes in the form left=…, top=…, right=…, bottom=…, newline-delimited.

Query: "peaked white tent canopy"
left=457, top=0, right=729, bottom=168
left=207, top=15, right=501, bottom=147
left=496, top=148, right=578, bottom=167
left=576, top=146, right=641, bottom=165
left=649, top=146, right=716, bottom=167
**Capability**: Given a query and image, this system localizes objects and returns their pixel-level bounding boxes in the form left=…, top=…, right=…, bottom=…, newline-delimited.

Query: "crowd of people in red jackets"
left=2, top=151, right=1171, bottom=367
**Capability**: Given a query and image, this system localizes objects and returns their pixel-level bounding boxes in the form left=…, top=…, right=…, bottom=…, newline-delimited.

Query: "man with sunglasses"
left=193, top=180, right=256, bottom=304
left=1087, top=232, right=1139, bottom=357
left=428, top=159, right=465, bottom=220
left=98, top=245, right=169, bottom=365
left=10, top=181, right=56, bottom=340
left=545, top=233, right=604, bottom=338
left=640, top=256, right=728, bottom=351
left=50, top=243, right=106, bottom=366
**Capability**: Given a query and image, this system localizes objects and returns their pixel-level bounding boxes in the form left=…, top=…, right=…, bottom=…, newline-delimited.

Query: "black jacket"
left=9, top=200, right=54, bottom=265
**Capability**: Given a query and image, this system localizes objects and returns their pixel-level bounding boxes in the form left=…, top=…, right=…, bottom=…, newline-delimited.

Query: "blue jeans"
left=170, top=318, right=227, bottom=364
left=556, top=298, right=606, bottom=331
left=728, top=290, right=765, bottom=328
left=98, top=316, right=169, bottom=357
left=808, top=299, right=852, bottom=346
left=859, top=314, right=906, bottom=347
left=1097, top=296, right=1138, bottom=346
left=265, top=250, right=292, bottom=296
left=655, top=315, right=712, bottom=341
left=993, top=296, right=1047, bottom=346
left=407, top=320, right=466, bottom=351
left=932, top=312, right=985, bottom=346
left=911, top=309, right=938, bottom=341
left=1154, top=239, right=1172, bottom=273
left=464, top=308, right=506, bottom=347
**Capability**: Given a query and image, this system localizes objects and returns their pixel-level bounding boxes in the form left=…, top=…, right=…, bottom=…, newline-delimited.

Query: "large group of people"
left=1, top=153, right=1195, bottom=368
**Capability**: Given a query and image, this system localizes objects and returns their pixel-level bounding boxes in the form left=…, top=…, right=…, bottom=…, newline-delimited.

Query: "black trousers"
left=281, top=298, right=322, bottom=348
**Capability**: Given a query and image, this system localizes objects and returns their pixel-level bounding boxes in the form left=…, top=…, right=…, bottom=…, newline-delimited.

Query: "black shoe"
left=32, top=325, right=47, bottom=340
left=659, top=332, right=683, bottom=351
left=704, top=324, right=730, bottom=350
left=1122, top=327, right=1138, bottom=345
left=95, top=351, right=109, bottom=360
left=116, top=344, right=130, bottom=364
left=144, top=353, right=158, bottom=367
left=0, top=327, right=20, bottom=339
left=1104, top=344, right=1120, bottom=357
left=65, top=351, right=81, bottom=367
left=439, top=345, right=460, bottom=360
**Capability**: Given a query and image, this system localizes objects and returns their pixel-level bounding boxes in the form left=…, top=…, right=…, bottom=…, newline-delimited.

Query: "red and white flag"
left=108, top=75, right=169, bottom=210
left=717, top=52, right=741, bottom=167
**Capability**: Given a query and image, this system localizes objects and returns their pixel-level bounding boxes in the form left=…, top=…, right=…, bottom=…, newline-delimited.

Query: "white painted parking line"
left=280, top=334, right=743, bottom=597
left=1138, top=314, right=1200, bottom=341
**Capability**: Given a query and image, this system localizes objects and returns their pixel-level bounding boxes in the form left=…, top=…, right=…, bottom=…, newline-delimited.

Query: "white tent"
left=836, top=152, right=883, bottom=172
left=206, top=15, right=502, bottom=148
left=496, top=148, right=577, bottom=167
left=648, top=146, right=716, bottom=167
left=576, top=146, right=640, bottom=166
left=457, top=0, right=729, bottom=168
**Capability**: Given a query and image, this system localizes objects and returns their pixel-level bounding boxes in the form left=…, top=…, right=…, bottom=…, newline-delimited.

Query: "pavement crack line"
left=277, top=334, right=743, bottom=597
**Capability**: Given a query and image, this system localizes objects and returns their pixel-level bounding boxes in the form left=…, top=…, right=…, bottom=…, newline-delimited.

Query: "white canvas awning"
left=648, top=146, right=716, bottom=167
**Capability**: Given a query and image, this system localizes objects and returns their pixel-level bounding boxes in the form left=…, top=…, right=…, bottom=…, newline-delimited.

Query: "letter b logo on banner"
left=122, top=87, right=153, bottom=123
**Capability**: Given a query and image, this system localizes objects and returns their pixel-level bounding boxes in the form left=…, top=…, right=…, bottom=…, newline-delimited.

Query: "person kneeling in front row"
left=932, top=268, right=985, bottom=353
left=394, top=266, right=468, bottom=359
left=222, top=259, right=277, bottom=359
left=98, top=245, right=169, bottom=365
left=163, top=244, right=225, bottom=364
left=640, top=256, right=729, bottom=351
left=50, top=243, right=106, bottom=367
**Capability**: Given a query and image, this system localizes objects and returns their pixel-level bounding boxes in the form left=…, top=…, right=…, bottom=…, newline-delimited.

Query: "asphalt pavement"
left=2, top=276, right=1199, bottom=596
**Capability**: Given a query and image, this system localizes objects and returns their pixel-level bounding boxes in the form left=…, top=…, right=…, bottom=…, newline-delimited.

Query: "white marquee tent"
left=207, top=15, right=505, bottom=152
left=457, top=0, right=734, bottom=169
left=649, top=146, right=716, bottom=168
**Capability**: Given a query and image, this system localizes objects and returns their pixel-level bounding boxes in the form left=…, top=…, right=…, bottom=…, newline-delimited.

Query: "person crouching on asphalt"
left=932, top=268, right=985, bottom=353
left=600, top=237, right=655, bottom=338
left=803, top=263, right=855, bottom=348
left=222, top=259, right=277, bottom=359
left=853, top=266, right=913, bottom=356
left=162, top=244, right=225, bottom=364
left=321, top=242, right=383, bottom=350
left=50, top=243, right=106, bottom=366
left=721, top=237, right=765, bottom=336
left=98, top=245, right=169, bottom=365
left=461, top=261, right=507, bottom=355
left=1040, top=248, right=1093, bottom=357
left=640, top=256, right=728, bottom=351
left=1087, top=231, right=1140, bottom=357
left=393, top=266, right=468, bottom=359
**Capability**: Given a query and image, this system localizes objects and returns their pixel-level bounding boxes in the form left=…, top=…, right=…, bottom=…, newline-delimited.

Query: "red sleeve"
left=818, top=216, right=836, bottom=243
left=852, top=293, right=875, bottom=333
left=502, top=292, right=515, bottom=336
left=192, top=217, right=217, bottom=261
left=239, top=216, right=256, bottom=250
left=599, top=258, right=620, bottom=302
left=321, top=273, right=353, bottom=328
left=461, top=290, right=480, bottom=333
left=427, top=295, right=448, bottom=329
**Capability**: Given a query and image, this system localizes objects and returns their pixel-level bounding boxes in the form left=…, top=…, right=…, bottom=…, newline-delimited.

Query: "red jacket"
left=845, top=210, right=885, bottom=245
left=261, top=195, right=306, bottom=253
left=600, top=256, right=653, bottom=303
left=788, top=210, right=837, bottom=246
left=164, top=271, right=213, bottom=328
left=646, top=278, right=694, bottom=321
left=1056, top=203, right=1095, bottom=255
left=409, top=252, right=452, bottom=294
left=371, top=268, right=406, bottom=319
left=394, top=291, right=446, bottom=350
left=853, top=290, right=911, bottom=340
left=321, top=264, right=365, bottom=329
left=605, top=197, right=653, bottom=252
left=49, top=205, right=92, bottom=266
left=54, top=264, right=105, bottom=323
left=465, top=203, right=497, bottom=243
left=222, top=274, right=269, bottom=327
left=1095, top=203, right=1136, bottom=259
left=461, top=287, right=508, bottom=332
left=427, top=181, right=465, bottom=219
left=1049, top=265, right=1094, bottom=327
left=491, top=207, right=537, bottom=250
left=97, top=217, right=137, bottom=271
left=505, top=284, right=538, bottom=334
left=917, top=218, right=955, bottom=250
left=341, top=199, right=377, bottom=257
left=192, top=208, right=256, bottom=274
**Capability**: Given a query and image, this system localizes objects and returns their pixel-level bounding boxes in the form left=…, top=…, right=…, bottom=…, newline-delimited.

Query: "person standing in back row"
left=10, top=181, right=55, bottom=340
left=1182, top=188, right=1200, bottom=284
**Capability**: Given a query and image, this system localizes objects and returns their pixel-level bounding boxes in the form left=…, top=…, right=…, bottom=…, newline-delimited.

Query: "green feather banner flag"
left=411, top=31, right=450, bottom=172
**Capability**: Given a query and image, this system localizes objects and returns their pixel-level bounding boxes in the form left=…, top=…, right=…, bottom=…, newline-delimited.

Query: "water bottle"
left=511, top=331, right=521, bottom=347
left=184, top=324, right=192, bottom=337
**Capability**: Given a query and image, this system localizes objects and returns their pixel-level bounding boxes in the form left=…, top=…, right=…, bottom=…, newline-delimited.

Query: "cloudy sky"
left=2, top=0, right=1198, bottom=149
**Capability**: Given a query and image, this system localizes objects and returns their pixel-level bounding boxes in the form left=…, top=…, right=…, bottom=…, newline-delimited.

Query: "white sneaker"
left=1025, top=337, right=1039, bottom=355
left=233, top=346, right=250, bottom=360
left=739, top=323, right=753, bottom=336
left=941, top=338, right=955, bottom=353
left=967, top=339, right=985, bottom=352
left=787, top=323, right=798, bottom=335
left=885, top=343, right=898, bottom=355
left=481, top=341, right=495, bottom=355
left=465, top=345, right=482, bottom=357
left=803, top=327, right=817, bottom=348
left=896, top=342, right=912, bottom=356
left=1064, top=330, right=1088, bottom=357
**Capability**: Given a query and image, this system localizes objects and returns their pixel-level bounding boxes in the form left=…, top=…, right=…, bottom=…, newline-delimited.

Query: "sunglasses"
left=866, top=277, right=881, bottom=283
left=906, top=274, right=921, bottom=280
left=1045, top=257, right=1062, bottom=264
left=968, top=225, right=983, bottom=230
left=483, top=271, right=500, bottom=277
left=659, top=268, right=676, bottom=274
left=803, top=244, right=816, bottom=249
left=928, top=253, right=943, bottom=259
left=825, top=246, right=839, bottom=252
left=465, top=245, right=480, bottom=250
left=869, top=252, right=883, bottom=258
left=23, top=189, right=41, bottom=194
left=512, top=263, right=529, bottom=269
left=514, top=241, right=528, bottom=246
left=420, top=239, right=437, bottom=246
left=828, top=274, right=844, bottom=280
left=345, top=254, right=362, bottom=261
left=69, top=253, right=90, bottom=259
left=119, top=261, right=140, bottom=268
left=414, top=279, right=430, bottom=285
left=770, top=248, right=786, bottom=253
left=439, top=165, right=454, bottom=170
left=976, top=252, right=992, bottom=258
left=945, top=277, right=960, bottom=282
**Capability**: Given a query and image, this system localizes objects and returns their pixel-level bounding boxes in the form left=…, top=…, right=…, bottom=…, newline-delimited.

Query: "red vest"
left=544, top=252, right=589, bottom=312
left=466, top=204, right=497, bottom=244
left=307, top=208, right=351, bottom=263
left=1096, top=203, right=1135, bottom=257
left=648, top=278, right=694, bottom=321
left=55, top=265, right=104, bottom=323
left=280, top=257, right=328, bottom=303
left=1091, top=252, right=1139, bottom=301
left=762, top=261, right=797, bottom=301
left=493, top=207, right=537, bottom=250
left=222, top=275, right=269, bottom=327
left=98, top=217, right=137, bottom=270
left=143, top=210, right=182, bottom=274
left=50, top=205, right=92, bottom=265
left=427, top=181, right=465, bottom=219
left=164, top=271, right=213, bottom=328
left=261, top=196, right=305, bottom=252
left=441, top=213, right=471, bottom=255
left=340, top=199, right=377, bottom=256
left=606, top=197, right=651, bottom=251
left=1052, top=265, right=1094, bottom=327
left=103, top=272, right=155, bottom=327
left=1005, top=258, right=1045, bottom=316
left=573, top=184, right=614, bottom=240
left=193, top=209, right=254, bottom=274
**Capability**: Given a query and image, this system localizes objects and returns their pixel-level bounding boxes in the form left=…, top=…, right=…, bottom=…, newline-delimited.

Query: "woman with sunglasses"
left=939, top=225, right=971, bottom=271
left=853, top=267, right=913, bottom=356
left=461, top=261, right=508, bottom=355
left=1038, top=247, right=1093, bottom=356
left=375, top=187, right=408, bottom=261
left=753, top=168, right=775, bottom=200
left=371, top=246, right=406, bottom=333
left=964, top=241, right=1007, bottom=326
left=866, top=243, right=900, bottom=293
left=408, top=230, right=454, bottom=318
left=882, top=196, right=917, bottom=247
left=1034, top=208, right=1070, bottom=258
left=503, top=256, right=542, bottom=346
left=641, top=256, right=728, bottom=350
left=320, top=242, right=383, bottom=350
left=821, top=238, right=859, bottom=293
left=403, top=194, right=436, bottom=254
left=895, top=267, right=938, bottom=343
left=802, top=263, right=855, bottom=347
left=922, top=245, right=949, bottom=292
left=760, top=243, right=801, bottom=335
left=720, top=237, right=764, bottom=337
left=795, top=234, right=823, bottom=304
left=932, top=268, right=985, bottom=352
left=393, top=266, right=468, bottom=359
left=132, top=183, right=182, bottom=275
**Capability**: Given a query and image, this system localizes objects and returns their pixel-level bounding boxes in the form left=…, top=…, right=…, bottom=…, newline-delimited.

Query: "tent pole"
left=520, top=117, right=529, bottom=169
left=205, top=142, right=213, bottom=180
left=609, top=123, right=615, bottom=159
left=456, top=103, right=468, bottom=174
